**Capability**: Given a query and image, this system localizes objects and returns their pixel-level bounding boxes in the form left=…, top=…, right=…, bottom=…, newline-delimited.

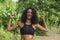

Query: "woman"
left=7, top=7, right=48, bottom=40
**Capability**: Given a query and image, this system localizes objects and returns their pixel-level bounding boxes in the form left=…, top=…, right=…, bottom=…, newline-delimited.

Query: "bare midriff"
left=21, top=35, right=34, bottom=40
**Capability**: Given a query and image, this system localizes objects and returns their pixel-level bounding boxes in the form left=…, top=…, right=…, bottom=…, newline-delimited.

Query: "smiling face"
left=26, top=9, right=33, bottom=20
left=21, top=7, right=38, bottom=24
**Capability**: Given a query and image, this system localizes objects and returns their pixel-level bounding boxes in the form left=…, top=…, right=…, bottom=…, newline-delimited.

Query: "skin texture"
left=7, top=9, right=48, bottom=40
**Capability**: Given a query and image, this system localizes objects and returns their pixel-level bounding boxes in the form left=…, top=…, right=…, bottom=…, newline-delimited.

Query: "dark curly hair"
left=21, top=7, right=38, bottom=24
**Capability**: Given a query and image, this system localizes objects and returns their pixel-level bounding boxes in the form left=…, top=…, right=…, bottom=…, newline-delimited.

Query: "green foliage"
left=17, top=0, right=60, bottom=35
left=0, top=0, right=20, bottom=39
left=17, top=0, right=60, bottom=27
left=0, top=0, right=60, bottom=40
left=0, top=27, right=13, bottom=40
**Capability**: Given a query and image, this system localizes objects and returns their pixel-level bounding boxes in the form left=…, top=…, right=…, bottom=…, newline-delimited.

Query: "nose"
left=28, top=13, right=32, bottom=16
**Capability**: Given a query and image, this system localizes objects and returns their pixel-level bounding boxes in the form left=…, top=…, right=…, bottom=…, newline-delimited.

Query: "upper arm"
left=36, top=23, right=48, bottom=32
left=7, top=21, right=22, bottom=31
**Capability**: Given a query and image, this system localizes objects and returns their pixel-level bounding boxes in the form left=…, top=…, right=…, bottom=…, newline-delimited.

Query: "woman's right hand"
left=10, top=14, right=15, bottom=19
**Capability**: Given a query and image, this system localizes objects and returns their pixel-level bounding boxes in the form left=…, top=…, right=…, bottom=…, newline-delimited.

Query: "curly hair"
left=21, top=7, right=38, bottom=24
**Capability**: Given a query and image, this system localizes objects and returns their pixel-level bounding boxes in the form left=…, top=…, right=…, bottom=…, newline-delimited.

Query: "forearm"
left=7, top=19, right=19, bottom=31
left=7, top=19, right=12, bottom=30
left=42, top=19, right=48, bottom=29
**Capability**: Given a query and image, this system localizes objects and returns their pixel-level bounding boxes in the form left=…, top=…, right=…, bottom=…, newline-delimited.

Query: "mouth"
left=27, top=15, right=32, bottom=19
left=28, top=14, right=32, bottom=16
left=27, top=15, right=32, bottom=18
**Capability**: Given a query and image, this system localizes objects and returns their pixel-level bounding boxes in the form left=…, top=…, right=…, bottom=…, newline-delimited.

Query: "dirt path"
left=36, top=29, right=60, bottom=40
left=36, top=33, right=60, bottom=40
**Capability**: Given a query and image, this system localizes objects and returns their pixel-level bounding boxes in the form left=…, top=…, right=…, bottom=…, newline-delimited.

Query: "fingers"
left=41, top=15, right=44, bottom=17
left=40, top=15, right=45, bottom=20
left=10, top=13, right=16, bottom=19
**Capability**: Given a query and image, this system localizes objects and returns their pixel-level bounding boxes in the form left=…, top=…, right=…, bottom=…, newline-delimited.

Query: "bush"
left=0, top=27, right=13, bottom=40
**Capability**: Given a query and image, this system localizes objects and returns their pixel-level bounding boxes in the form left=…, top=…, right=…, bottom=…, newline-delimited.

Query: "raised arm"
left=36, top=15, right=48, bottom=32
left=7, top=14, right=21, bottom=31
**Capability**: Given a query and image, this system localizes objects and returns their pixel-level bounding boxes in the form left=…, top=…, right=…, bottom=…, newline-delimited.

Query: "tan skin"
left=7, top=9, right=48, bottom=40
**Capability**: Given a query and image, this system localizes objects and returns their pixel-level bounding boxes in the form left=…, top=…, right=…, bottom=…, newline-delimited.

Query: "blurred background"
left=0, top=0, right=60, bottom=40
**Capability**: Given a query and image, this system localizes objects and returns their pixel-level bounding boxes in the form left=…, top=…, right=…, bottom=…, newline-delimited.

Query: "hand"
left=10, top=14, right=15, bottom=19
left=40, top=15, right=45, bottom=20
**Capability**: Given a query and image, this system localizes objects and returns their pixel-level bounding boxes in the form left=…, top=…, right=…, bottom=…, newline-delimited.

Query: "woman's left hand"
left=40, top=15, right=45, bottom=20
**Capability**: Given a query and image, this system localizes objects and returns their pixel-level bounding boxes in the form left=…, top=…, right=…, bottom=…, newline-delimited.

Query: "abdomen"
left=21, top=35, right=34, bottom=40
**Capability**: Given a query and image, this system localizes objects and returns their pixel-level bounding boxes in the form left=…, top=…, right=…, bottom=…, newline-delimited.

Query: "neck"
left=26, top=19, right=31, bottom=23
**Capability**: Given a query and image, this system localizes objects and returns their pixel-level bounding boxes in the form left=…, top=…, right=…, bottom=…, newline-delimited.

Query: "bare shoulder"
left=33, top=23, right=39, bottom=26
left=33, top=23, right=40, bottom=28
left=32, top=23, right=39, bottom=30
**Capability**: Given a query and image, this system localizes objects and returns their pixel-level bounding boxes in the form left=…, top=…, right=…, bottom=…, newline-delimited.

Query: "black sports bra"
left=20, top=23, right=35, bottom=35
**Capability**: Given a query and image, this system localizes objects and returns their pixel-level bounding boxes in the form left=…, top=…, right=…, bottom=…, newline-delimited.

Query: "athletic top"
left=20, top=23, right=35, bottom=35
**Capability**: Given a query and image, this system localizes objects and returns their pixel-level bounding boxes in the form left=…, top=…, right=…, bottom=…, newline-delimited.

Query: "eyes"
left=27, top=11, right=32, bottom=13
